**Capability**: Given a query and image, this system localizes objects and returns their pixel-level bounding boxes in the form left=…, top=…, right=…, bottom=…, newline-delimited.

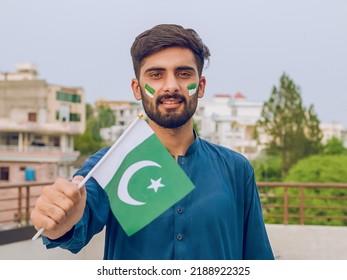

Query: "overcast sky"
left=1, top=0, right=346, bottom=126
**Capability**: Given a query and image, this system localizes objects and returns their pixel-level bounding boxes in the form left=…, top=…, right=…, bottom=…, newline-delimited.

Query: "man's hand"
left=30, top=176, right=87, bottom=240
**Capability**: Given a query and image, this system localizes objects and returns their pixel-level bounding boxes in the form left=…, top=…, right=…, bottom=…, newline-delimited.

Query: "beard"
left=140, top=88, right=198, bottom=129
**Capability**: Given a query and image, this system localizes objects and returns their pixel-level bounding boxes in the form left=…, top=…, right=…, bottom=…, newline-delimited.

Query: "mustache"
left=156, top=93, right=187, bottom=105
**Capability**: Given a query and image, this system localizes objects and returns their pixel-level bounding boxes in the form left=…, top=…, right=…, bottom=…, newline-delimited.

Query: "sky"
left=1, top=0, right=347, bottom=126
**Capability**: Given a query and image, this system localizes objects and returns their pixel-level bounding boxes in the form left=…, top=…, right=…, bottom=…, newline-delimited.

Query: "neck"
left=148, top=119, right=195, bottom=160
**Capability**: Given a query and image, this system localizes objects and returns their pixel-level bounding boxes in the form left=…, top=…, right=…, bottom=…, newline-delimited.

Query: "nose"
left=162, top=73, right=179, bottom=93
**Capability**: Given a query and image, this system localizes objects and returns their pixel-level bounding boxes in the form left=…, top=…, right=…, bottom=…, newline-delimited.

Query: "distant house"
left=96, top=93, right=345, bottom=160
left=195, top=93, right=265, bottom=160
left=96, top=99, right=143, bottom=144
left=0, top=63, right=86, bottom=185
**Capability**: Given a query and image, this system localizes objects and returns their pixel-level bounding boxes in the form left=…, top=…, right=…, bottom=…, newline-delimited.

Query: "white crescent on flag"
left=118, top=160, right=161, bottom=205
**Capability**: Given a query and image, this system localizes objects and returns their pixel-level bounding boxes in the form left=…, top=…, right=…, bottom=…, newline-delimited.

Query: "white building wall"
left=320, top=122, right=343, bottom=144
left=97, top=95, right=345, bottom=159
left=196, top=94, right=264, bottom=159
left=196, top=93, right=345, bottom=160
left=99, top=103, right=144, bottom=144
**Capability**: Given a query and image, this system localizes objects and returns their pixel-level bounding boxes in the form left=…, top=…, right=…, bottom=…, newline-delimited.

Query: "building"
left=95, top=99, right=143, bottom=143
left=0, top=63, right=86, bottom=185
left=96, top=93, right=345, bottom=160
left=196, top=93, right=347, bottom=159
left=97, top=93, right=264, bottom=159
left=320, top=122, right=344, bottom=144
left=196, top=92, right=264, bottom=159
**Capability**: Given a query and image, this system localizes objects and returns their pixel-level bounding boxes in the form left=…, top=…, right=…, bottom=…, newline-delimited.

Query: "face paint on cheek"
left=144, top=84, right=155, bottom=98
left=187, top=83, right=197, bottom=96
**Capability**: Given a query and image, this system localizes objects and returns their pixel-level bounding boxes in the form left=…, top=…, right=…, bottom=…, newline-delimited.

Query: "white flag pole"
left=32, top=114, right=144, bottom=240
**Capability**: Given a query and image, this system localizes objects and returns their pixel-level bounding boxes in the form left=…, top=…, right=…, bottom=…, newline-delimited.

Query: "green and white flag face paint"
left=144, top=83, right=155, bottom=98
left=92, top=118, right=195, bottom=236
left=187, top=83, right=197, bottom=96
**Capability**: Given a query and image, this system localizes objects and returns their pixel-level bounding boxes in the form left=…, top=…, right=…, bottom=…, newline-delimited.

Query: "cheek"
left=187, top=83, right=198, bottom=96
left=144, top=84, right=156, bottom=99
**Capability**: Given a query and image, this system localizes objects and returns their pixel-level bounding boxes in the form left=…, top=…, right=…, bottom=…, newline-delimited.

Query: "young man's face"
left=132, top=47, right=206, bottom=129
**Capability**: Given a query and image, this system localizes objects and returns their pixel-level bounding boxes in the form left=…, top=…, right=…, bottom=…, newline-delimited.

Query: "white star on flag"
left=147, top=178, right=165, bottom=192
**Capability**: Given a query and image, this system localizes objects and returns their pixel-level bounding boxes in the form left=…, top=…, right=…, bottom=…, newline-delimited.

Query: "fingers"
left=71, top=175, right=84, bottom=188
left=31, top=176, right=87, bottom=238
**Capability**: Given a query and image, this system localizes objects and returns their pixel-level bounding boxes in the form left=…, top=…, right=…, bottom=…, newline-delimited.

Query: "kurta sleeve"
left=42, top=148, right=111, bottom=254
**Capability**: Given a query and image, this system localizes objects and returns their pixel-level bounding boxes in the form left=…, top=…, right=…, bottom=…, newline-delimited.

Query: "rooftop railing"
left=257, top=182, right=347, bottom=226
left=1, top=181, right=347, bottom=231
left=0, top=181, right=53, bottom=231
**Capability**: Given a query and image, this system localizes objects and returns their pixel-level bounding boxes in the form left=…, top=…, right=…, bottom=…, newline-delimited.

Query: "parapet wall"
left=0, top=224, right=346, bottom=260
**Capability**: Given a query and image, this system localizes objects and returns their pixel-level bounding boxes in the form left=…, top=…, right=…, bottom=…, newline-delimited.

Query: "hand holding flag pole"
left=32, top=114, right=144, bottom=241
left=32, top=112, right=195, bottom=239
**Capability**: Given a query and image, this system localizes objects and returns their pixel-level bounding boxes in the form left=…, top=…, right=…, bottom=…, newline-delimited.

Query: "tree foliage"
left=257, top=73, right=322, bottom=176
left=323, top=137, right=347, bottom=155
left=252, top=154, right=281, bottom=182
left=74, top=115, right=104, bottom=157
left=285, top=155, right=347, bottom=183
left=257, top=155, right=347, bottom=226
left=74, top=104, right=115, bottom=157
left=97, top=106, right=116, bottom=128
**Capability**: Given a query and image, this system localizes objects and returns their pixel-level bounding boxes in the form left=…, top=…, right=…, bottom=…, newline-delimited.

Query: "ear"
left=131, top=78, right=142, bottom=100
left=197, top=76, right=206, bottom=98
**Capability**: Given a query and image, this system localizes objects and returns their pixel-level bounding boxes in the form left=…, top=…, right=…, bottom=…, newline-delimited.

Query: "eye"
left=148, top=72, right=163, bottom=79
left=177, top=71, right=192, bottom=78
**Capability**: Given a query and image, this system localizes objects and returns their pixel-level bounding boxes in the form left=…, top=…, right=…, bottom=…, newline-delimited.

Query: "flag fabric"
left=91, top=117, right=195, bottom=236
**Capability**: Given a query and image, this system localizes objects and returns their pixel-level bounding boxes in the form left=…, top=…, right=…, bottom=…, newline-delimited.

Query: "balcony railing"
left=0, top=181, right=53, bottom=230
left=1, top=181, right=347, bottom=231
left=257, top=182, right=347, bottom=226
left=0, top=144, right=72, bottom=153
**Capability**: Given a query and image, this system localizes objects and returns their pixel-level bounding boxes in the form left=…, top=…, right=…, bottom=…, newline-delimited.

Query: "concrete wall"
left=0, top=230, right=105, bottom=260
left=267, top=224, right=347, bottom=260
left=1, top=224, right=347, bottom=260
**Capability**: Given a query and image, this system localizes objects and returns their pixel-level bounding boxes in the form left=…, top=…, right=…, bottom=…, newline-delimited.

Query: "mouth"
left=159, top=98, right=182, bottom=109
left=160, top=98, right=182, bottom=105
left=157, top=94, right=185, bottom=110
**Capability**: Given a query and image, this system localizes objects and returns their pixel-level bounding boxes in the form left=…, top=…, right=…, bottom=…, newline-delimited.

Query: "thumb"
left=70, top=175, right=84, bottom=188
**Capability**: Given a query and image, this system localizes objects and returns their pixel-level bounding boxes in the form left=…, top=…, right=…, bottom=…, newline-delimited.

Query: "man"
left=31, top=24, right=274, bottom=260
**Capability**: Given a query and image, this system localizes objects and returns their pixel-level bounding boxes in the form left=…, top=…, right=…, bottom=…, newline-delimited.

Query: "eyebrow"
left=176, top=66, right=196, bottom=72
left=144, top=67, right=165, bottom=74
left=144, top=66, right=196, bottom=74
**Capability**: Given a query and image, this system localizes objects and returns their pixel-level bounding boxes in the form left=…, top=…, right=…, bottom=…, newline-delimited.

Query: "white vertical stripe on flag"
left=92, top=118, right=153, bottom=189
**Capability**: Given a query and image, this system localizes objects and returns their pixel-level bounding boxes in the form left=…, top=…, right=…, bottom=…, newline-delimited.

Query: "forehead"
left=140, top=47, right=198, bottom=73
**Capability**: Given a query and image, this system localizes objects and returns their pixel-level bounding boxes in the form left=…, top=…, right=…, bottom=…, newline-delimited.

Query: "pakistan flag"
left=92, top=117, right=195, bottom=236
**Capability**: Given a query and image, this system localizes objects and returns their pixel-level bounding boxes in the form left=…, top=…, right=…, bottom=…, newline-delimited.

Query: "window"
left=49, top=136, right=60, bottom=147
left=231, top=108, right=237, bottom=117
left=0, top=167, right=9, bottom=181
left=6, top=133, right=18, bottom=145
left=28, top=112, right=37, bottom=122
left=56, top=91, right=81, bottom=103
left=69, top=113, right=81, bottom=122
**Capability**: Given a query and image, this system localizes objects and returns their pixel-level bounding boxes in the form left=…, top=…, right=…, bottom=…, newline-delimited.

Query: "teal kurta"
left=43, top=134, right=274, bottom=260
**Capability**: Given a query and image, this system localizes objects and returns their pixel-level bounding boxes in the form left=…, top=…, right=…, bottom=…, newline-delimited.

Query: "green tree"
left=252, top=153, right=281, bottom=182
left=97, top=106, right=116, bottom=128
left=74, top=117, right=105, bottom=156
left=86, top=103, right=94, bottom=119
left=257, top=73, right=322, bottom=177
left=283, top=155, right=347, bottom=226
left=323, top=137, right=347, bottom=155
left=74, top=103, right=108, bottom=157
left=285, top=155, right=347, bottom=183
left=303, top=105, right=323, bottom=156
